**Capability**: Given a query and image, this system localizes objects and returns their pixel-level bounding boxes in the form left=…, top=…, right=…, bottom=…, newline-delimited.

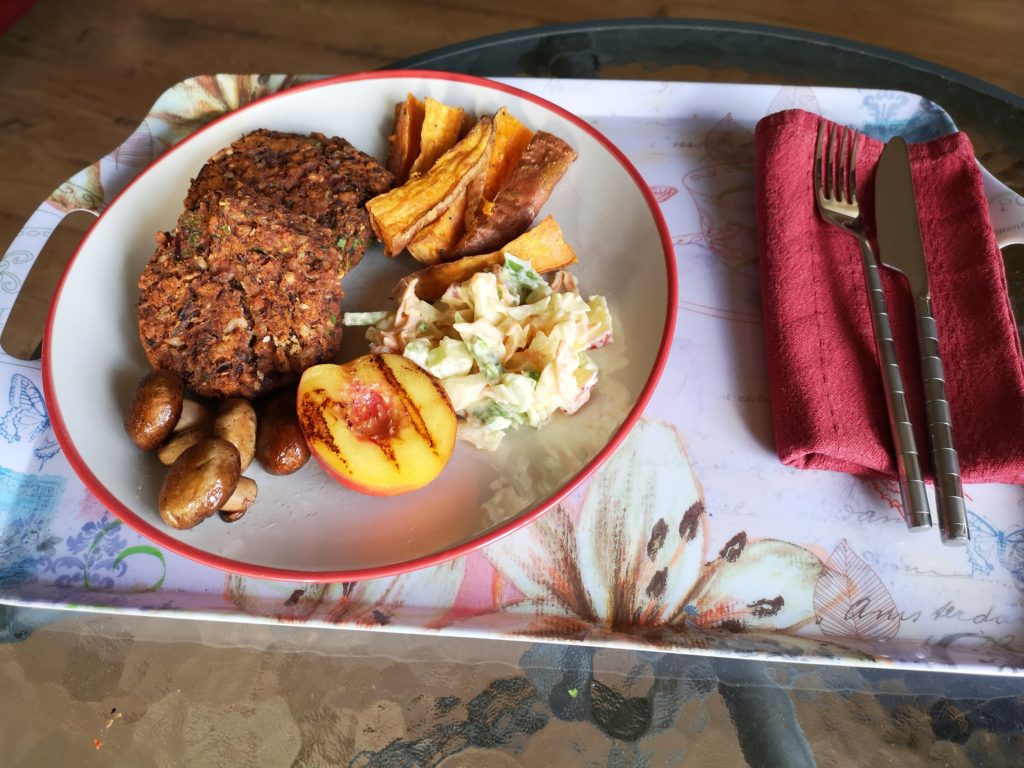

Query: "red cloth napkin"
left=755, top=108, right=1024, bottom=485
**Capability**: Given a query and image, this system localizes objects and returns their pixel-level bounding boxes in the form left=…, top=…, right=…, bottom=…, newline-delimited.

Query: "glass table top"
left=3, top=19, right=1022, bottom=767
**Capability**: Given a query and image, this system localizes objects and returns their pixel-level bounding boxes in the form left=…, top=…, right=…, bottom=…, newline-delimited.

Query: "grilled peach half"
left=296, top=354, right=457, bottom=495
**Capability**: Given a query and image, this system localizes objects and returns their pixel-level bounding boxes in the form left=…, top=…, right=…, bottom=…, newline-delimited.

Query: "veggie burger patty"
left=137, top=129, right=393, bottom=400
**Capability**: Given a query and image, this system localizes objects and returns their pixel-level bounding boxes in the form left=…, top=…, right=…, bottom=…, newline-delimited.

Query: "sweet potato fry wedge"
left=459, top=153, right=490, bottom=246
left=461, top=108, right=530, bottom=234
left=408, top=98, right=466, bottom=178
left=366, top=116, right=494, bottom=257
left=449, top=131, right=577, bottom=259
left=406, top=186, right=469, bottom=265
left=393, top=216, right=577, bottom=301
left=459, top=111, right=475, bottom=138
left=386, top=93, right=425, bottom=184
left=481, top=107, right=534, bottom=203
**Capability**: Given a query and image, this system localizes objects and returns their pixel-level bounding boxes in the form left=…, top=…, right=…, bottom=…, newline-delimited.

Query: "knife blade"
left=875, top=136, right=969, bottom=546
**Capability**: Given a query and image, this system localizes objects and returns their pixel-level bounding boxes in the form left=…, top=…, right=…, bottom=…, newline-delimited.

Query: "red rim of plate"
left=42, top=70, right=679, bottom=582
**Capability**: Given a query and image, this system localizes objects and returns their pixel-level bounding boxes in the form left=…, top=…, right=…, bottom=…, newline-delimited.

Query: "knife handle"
left=857, top=238, right=932, bottom=530
left=914, top=296, right=970, bottom=545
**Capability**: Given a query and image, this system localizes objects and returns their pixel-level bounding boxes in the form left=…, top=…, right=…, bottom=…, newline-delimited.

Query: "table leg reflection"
left=1, top=606, right=1022, bottom=765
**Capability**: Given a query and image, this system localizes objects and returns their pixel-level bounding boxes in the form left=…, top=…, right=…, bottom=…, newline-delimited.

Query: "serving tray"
left=2, top=75, right=1023, bottom=675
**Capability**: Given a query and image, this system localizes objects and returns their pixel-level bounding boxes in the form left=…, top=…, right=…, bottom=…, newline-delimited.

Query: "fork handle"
left=857, top=238, right=932, bottom=530
left=913, top=296, right=969, bottom=545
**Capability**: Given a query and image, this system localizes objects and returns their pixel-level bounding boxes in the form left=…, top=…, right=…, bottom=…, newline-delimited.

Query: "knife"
left=875, top=136, right=970, bottom=546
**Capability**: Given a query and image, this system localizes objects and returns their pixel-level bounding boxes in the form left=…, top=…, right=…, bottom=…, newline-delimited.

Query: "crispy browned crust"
left=138, top=130, right=392, bottom=400
left=185, top=129, right=393, bottom=232
left=448, top=131, right=576, bottom=260
left=392, top=216, right=577, bottom=301
left=386, top=94, right=424, bottom=184
left=138, top=195, right=355, bottom=400
left=365, top=116, right=494, bottom=257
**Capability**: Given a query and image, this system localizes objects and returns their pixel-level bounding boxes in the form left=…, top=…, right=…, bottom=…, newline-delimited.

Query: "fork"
left=813, top=122, right=932, bottom=530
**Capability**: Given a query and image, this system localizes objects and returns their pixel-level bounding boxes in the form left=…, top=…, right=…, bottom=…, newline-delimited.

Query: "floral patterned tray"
left=2, top=75, right=1023, bottom=675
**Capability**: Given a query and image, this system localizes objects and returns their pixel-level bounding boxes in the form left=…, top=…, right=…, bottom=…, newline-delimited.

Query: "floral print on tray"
left=0, top=75, right=1022, bottom=675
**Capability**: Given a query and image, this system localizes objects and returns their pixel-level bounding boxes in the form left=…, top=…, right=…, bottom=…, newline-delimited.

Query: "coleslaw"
left=344, top=255, right=613, bottom=450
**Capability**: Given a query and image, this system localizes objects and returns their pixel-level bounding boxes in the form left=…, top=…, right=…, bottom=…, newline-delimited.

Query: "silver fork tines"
left=815, top=123, right=858, bottom=223
left=813, top=121, right=933, bottom=531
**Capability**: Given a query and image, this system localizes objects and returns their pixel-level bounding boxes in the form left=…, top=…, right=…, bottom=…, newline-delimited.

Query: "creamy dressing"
left=344, top=255, right=613, bottom=450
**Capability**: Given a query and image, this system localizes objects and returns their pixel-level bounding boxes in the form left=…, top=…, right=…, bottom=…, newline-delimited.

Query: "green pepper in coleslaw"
left=343, top=255, right=613, bottom=450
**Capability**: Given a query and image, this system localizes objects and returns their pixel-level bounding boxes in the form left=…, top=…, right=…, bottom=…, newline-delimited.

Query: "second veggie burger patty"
left=137, top=130, right=393, bottom=400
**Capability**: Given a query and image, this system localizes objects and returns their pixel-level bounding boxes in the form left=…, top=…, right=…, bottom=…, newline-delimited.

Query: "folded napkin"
left=755, top=108, right=1024, bottom=485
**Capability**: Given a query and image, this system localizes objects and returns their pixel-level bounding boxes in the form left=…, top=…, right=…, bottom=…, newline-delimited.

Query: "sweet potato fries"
left=367, top=95, right=577, bottom=266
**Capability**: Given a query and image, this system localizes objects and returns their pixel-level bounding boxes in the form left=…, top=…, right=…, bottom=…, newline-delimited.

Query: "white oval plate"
left=43, top=72, right=676, bottom=581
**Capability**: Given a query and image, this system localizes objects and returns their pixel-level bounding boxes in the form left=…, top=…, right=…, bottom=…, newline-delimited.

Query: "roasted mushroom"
left=125, top=370, right=185, bottom=451
left=174, top=400, right=213, bottom=434
left=256, top=389, right=311, bottom=475
left=218, top=477, right=258, bottom=522
left=158, top=438, right=241, bottom=530
left=214, top=398, right=257, bottom=471
left=157, top=427, right=208, bottom=466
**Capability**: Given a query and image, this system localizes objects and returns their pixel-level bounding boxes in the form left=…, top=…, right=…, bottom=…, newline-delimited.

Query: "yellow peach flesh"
left=297, top=354, right=457, bottom=495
